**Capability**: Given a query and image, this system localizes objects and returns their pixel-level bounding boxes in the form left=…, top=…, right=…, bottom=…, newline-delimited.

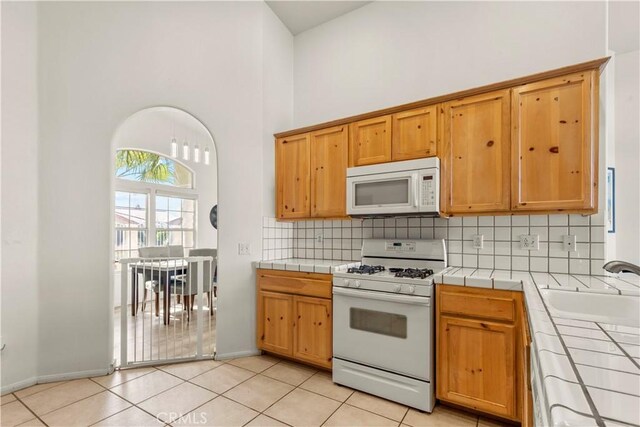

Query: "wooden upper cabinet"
left=276, top=133, right=310, bottom=219
left=349, top=115, right=392, bottom=166
left=293, top=296, right=332, bottom=369
left=310, top=125, right=348, bottom=218
left=441, top=90, right=511, bottom=214
left=392, top=106, right=438, bottom=160
left=511, top=71, right=597, bottom=212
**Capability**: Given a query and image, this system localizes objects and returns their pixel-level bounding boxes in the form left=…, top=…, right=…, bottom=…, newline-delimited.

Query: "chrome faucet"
left=603, top=260, right=640, bottom=276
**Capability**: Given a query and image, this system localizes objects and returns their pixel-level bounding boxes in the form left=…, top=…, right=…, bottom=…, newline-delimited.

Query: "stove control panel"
left=385, top=241, right=416, bottom=252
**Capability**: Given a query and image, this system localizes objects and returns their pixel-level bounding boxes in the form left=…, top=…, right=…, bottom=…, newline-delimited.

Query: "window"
left=116, top=149, right=193, bottom=188
left=114, top=191, right=148, bottom=261
left=155, top=195, right=196, bottom=250
left=114, top=150, right=197, bottom=261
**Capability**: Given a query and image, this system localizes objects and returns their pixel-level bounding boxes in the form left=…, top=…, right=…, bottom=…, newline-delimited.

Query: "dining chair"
left=138, top=245, right=184, bottom=316
left=171, top=248, right=217, bottom=321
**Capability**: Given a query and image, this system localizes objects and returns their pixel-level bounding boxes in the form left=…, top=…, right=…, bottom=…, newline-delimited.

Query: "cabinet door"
left=511, top=71, right=597, bottom=212
left=310, top=125, right=348, bottom=218
left=257, top=291, right=293, bottom=356
left=438, top=316, right=516, bottom=419
left=276, top=134, right=310, bottom=219
left=349, top=115, right=392, bottom=166
left=392, top=106, right=438, bottom=160
left=293, top=296, right=332, bottom=369
left=441, top=90, right=511, bottom=214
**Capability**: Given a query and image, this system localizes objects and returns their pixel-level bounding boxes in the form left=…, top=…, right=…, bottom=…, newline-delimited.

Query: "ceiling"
left=266, top=1, right=371, bottom=35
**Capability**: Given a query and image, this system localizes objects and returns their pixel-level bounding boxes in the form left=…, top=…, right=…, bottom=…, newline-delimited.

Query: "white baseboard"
left=1, top=367, right=111, bottom=395
left=1, top=377, right=38, bottom=395
left=215, top=349, right=261, bottom=360
left=37, top=367, right=111, bottom=384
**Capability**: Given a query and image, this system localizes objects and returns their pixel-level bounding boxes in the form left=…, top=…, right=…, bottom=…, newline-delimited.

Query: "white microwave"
left=346, top=158, right=440, bottom=217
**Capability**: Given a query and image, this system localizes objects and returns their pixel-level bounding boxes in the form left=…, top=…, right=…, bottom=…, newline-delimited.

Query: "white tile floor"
left=1, top=355, right=510, bottom=427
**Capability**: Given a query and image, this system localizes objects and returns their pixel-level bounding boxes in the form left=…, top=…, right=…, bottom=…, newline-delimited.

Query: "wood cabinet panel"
left=257, top=269, right=332, bottom=299
left=349, top=115, right=392, bottom=166
left=439, top=289, right=516, bottom=322
left=392, top=106, right=438, bottom=160
left=441, top=90, right=511, bottom=214
left=310, top=125, right=348, bottom=218
left=276, top=134, right=310, bottom=219
left=257, top=291, right=293, bottom=356
left=511, top=71, right=597, bottom=212
left=438, top=315, right=516, bottom=418
left=293, top=296, right=332, bottom=369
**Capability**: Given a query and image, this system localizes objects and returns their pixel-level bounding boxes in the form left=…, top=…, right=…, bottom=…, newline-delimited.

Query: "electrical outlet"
left=519, top=234, right=539, bottom=250
left=315, top=234, right=324, bottom=244
left=472, top=234, right=484, bottom=249
left=562, top=235, right=577, bottom=252
left=238, top=243, right=251, bottom=255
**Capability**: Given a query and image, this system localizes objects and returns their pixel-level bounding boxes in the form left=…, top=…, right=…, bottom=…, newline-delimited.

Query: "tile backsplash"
left=262, top=213, right=607, bottom=275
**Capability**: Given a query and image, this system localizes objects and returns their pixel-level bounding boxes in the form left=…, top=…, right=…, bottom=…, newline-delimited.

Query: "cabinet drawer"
left=257, top=269, right=332, bottom=299
left=439, top=286, right=516, bottom=322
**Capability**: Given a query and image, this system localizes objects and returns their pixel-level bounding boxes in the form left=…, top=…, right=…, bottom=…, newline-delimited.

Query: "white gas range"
left=332, top=238, right=446, bottom=413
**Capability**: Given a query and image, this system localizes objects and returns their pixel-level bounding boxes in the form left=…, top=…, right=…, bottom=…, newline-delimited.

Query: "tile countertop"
left=435, top=267, right=640, bottom=295
left=435, top=267, right=640, bottom=427
left=252, top=258, right=360, bottom=274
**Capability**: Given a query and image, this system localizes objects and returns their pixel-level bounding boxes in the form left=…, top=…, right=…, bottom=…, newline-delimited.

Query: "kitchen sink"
left=539, top=289, right=640, bottom=327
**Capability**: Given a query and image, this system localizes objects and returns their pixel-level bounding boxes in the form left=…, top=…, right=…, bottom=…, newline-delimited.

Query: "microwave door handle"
left=413, top=173, right=420, bottom=207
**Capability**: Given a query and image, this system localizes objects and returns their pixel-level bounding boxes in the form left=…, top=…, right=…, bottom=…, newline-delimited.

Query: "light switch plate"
left=562, top=235, right=577, bottom=252
left=472, top=234, right=484, bottom=249
left=520, top=234, right=539, bottom=250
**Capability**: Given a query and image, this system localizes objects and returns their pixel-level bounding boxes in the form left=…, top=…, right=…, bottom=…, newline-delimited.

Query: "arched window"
left=116, top=149, right=193, bottom=188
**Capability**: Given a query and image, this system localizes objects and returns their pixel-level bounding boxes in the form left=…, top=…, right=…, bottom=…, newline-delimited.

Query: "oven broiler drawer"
left=333, top=358, right=435, bottom=412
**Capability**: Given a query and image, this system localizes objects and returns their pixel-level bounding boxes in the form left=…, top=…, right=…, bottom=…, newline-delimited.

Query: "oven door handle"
left=333, top=286, right=431, bottom=306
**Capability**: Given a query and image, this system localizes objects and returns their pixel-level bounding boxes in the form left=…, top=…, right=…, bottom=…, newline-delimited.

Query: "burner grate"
left=392, top=268, right=434, bottom=279
left=347, top=265, right=386, bottom=275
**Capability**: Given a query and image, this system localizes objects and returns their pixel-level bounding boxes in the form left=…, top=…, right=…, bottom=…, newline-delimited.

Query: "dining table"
left=130, top=259, right=188, bottom=325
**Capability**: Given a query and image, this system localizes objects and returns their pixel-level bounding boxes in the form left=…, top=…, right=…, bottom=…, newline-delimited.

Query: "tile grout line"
left=11, top=393, right=50, bottom=427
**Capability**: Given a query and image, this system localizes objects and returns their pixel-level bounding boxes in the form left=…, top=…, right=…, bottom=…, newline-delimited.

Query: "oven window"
left=354, top=179, right=410, bottom=207
left=349, top=308, right=407, bottom=338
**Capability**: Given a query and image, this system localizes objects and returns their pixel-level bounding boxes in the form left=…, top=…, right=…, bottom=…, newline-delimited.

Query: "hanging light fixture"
left=204, top=147, right=210, bottom=165
left=170, top=137, right=178, bottom=158
left=194, top=144, right=201, bottom=163
left=182, top=140, right=190, bottom=160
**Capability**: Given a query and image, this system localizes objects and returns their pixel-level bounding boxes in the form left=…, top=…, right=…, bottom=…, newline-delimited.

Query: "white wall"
left=613, top=50, right=640, bottom=264
left=293, top=1, right=606, bottom=127
left=29, top=0, right=293, bottom=383
left=0, top=2, right=40, bottom=391
left=262, top=4, right=294, bottom=217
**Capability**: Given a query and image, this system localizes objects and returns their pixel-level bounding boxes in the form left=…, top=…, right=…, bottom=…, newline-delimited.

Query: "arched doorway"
left=110, top=107, right=218, bottom=367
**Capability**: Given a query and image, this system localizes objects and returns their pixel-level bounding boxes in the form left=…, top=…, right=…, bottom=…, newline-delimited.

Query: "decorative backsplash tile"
left=263, top=212, right=608, bottom=275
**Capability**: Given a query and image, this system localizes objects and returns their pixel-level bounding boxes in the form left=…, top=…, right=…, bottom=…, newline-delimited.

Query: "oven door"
left=333, top=286, right=433, bottom=381
left=347, top=171, right=419, bottom=216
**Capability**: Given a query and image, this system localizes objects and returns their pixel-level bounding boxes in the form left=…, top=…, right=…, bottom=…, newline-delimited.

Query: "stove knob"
left=354, top=280, right=361, bottom=288
left=408, top=285, right=416, bottom=294
left=394, top=284, right=402, bottom=293
left=344, top=279, right=353, bottom=287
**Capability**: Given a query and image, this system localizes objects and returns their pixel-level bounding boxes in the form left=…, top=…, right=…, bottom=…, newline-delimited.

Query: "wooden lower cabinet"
left=256, top=269, right=332, bottom=369
left=293, top=296, right=332, bottom=367
left=438, top=316, right=516, bottom=417
left=436, top=284, right=527, bottom=422
left=257, top=291, right=293, bottom=356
